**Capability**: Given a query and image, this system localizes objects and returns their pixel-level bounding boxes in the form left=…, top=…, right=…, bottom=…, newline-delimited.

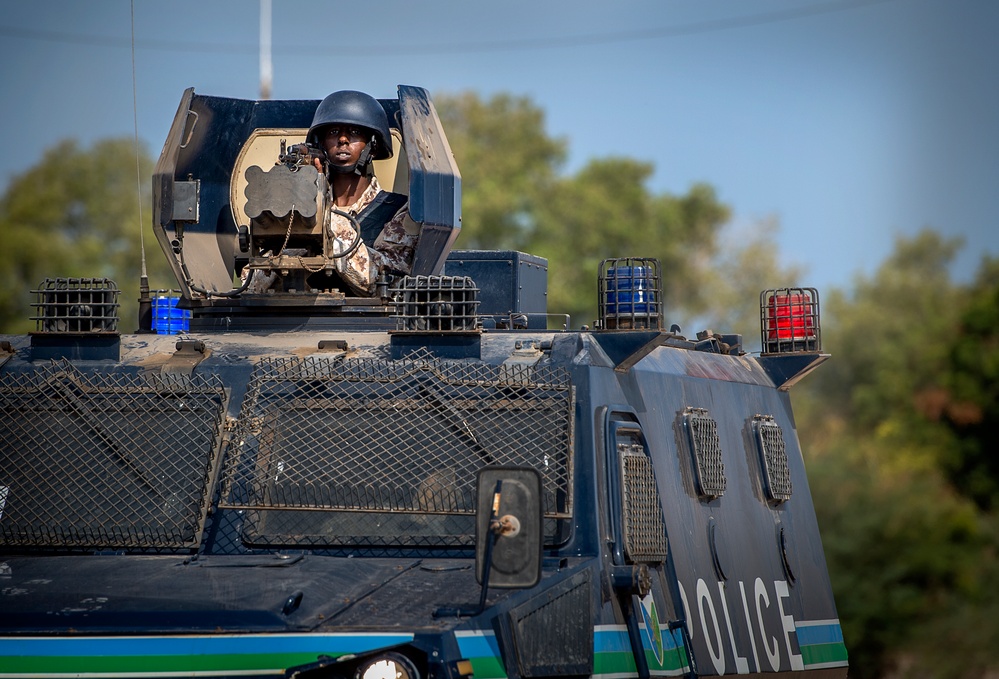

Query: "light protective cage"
left=760, top=287, right=821, bottom=354
left=31, top=278, right=120, bottom=333
left=391, top=275, right=480, bottom=332
left=151, top=290, right=192, bottom=335
left=598, top=258, right=663, bottom=331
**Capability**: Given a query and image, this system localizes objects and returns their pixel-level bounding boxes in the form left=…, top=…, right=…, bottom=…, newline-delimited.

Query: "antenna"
left=260, top=0, right=272, bottom=100
left=131, top=0, right=153, bottom=333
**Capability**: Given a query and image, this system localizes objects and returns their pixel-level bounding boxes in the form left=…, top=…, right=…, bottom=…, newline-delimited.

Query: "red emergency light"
left=760, top=287, right=821, bottom=354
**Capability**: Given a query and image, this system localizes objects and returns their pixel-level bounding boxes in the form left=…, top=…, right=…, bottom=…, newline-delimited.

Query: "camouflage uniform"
left=330, top=176, right=417, bottom=296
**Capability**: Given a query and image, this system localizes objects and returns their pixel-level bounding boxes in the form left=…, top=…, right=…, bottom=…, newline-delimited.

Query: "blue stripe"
left=454, top=633, right=501, bottom=658
left=595, top=627, right=684, bottom=653
left=0, top=633, right=413, bottom=658
left=796, top=623, right=844, bottom=646
left=594, top=629, right=632, bottom=653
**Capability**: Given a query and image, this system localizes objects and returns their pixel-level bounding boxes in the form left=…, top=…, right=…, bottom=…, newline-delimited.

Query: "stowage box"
left=445, top=250, right=548, bottom=327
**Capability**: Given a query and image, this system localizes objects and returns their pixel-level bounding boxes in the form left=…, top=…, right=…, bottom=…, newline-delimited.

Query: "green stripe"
left=466, top=655, right=507, bottom=679
left=595, top=651, right=689, bottom=677
left=646, top=644, right=689, bottom=672
left=802, top=643, right=849, bottom=666
left=595, top=650, right=638, bottom=674
left=2, top=651, right=342, bottom=674
left=645, top=649, right=686, bottom=670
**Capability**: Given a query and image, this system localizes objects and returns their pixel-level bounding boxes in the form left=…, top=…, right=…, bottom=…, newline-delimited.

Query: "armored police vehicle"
left=0, top=85, right=847, bottom=679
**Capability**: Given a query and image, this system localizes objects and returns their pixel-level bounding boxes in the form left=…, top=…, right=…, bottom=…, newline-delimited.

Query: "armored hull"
left=0, top=85, right=845, bottom=679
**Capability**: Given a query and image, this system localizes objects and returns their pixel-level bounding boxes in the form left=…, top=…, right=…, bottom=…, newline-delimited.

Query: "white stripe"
left=594, top=624, right=628, bottom=632
left=795, top=618, right=841, bottom=628
left=453, top=630, right=495, bottom=638
left=804, top=660, right=850, bottom=670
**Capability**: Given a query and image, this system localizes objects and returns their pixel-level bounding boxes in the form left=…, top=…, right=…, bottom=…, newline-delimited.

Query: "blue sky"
left=1, top=0, right=996, bottom=294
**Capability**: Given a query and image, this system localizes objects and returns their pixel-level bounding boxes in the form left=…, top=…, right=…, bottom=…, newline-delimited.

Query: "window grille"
left=682, top=407, right=726, bottom=499
left=753, top=415, right=792, bottom=502
left=221, top=353, right=574, bottom=548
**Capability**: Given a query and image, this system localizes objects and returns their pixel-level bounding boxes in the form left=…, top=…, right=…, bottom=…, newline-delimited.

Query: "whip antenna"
left=131, top=0, right=153, bottom=332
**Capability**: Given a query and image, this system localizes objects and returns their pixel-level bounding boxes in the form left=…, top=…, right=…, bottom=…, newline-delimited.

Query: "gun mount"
left=154, top=85, right=460, bottom=329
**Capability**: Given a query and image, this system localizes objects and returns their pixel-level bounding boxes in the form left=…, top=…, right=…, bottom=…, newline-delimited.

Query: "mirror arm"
left=434, top=480, right=503, bottom=618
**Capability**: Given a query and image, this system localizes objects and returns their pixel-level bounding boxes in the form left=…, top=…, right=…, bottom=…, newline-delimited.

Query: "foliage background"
left=1, top=91, right=997, bottom=678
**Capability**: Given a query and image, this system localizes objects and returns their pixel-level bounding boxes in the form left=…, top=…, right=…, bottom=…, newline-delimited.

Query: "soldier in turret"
left=307, top=90, right=418, bottom=296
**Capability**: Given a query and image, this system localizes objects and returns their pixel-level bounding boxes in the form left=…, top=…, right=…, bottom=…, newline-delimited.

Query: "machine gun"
left=277, top=139, right=326, bottom=171
left=236, top=138, right=363, bottom=294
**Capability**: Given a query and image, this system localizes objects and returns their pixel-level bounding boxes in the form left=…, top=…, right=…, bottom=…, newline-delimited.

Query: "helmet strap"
left=327, top=136, right=376, bottom=177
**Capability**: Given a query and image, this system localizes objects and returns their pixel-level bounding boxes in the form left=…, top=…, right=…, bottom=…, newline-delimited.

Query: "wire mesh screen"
left=0, top=362, right=227, bottom=550
left=221, top=353, right=574, bottom=548
left=683, top=407, right=726, bottom=499
left=619, top=447, right=668, bottom=564
left=753, top=415, right=792, bottom=503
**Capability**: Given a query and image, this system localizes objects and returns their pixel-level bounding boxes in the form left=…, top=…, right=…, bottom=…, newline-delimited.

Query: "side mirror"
left=475, top=466, right=543, bottom=589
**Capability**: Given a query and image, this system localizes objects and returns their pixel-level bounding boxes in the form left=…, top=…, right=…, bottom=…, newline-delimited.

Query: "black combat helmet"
left=308, top=90, right=393, bottom=161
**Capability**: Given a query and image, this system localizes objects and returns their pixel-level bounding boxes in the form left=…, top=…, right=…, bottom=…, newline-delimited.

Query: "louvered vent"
left=683, top=407, right=726, bottom=499
left=754, top=415, right=792, bottom=502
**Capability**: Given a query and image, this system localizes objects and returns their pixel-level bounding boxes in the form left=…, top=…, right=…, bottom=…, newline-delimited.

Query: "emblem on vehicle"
left=640, top=593, right=665, bottom=666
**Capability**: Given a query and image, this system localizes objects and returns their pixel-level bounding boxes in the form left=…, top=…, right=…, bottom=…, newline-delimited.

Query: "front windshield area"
left=220, top=353, right=573, bottom=549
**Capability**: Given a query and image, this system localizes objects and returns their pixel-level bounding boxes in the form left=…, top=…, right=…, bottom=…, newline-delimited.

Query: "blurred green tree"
left=795, top=232, right=999, bottom=678
left=807, top=433, right=984, bottom=679
left=0, top=137, right=170, bottom=333
left=693, top=215, right=803, bottom=348
left=937, top=256, right=999, bottom=510
left=436, top=91, right=566, bottom=251
left=804, top=229, right=965, bottom=468
left=528, top=159, right=731, bottom=327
